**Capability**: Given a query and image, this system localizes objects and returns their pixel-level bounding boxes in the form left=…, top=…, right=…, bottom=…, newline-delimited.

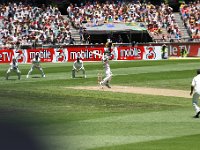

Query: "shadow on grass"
left=32, top=76, right=41, bottom=78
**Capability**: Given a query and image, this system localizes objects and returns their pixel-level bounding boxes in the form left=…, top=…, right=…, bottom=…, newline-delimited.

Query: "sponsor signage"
left=27, top=48, right=54, bottom=63
left=168, top=43, right=200, bottom=57
left=117, top=46, right=144, bottom=60
left=0, top=43, right=199, bottom=63
left=67, top=47, right=104, bottom=61
left=0, top=49, right=14, bottom=63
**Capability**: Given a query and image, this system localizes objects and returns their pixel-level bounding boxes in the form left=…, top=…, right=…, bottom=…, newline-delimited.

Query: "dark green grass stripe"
left=0, top=89, right=186, bottom=125
left=91, top=134, right=200, bottom=150
left=0, top=89, right=181, bottom=110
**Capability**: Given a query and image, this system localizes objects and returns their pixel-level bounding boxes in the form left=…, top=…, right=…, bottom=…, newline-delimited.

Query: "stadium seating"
left=0, top=2, right=72, bottom=48
left=180, top=1, right=200, bottom=40
left=0, top=1, right=199, bottom=47
left=66, top=1, right=184, bottom=42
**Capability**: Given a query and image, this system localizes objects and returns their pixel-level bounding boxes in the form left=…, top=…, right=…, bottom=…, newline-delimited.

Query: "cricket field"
left=0, top=59, right=200, bottom=150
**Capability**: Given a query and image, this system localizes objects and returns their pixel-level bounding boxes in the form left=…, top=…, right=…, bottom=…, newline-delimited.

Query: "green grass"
left=92, top=134, right=200, bottom=150
left=0, top=59, right=200, bottom=150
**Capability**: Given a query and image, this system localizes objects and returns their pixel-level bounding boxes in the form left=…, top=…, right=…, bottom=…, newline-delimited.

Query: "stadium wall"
left=0, top=43, right=199, bottom=63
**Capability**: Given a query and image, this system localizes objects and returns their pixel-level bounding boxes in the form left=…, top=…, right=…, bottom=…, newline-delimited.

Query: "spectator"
left=67, top=1, right=182, bottom=42
left=69, top=36, right=75, bottom=45
left=0, top=2, right=71, bottom=47
left=79, top=24, right=83, bottom=43
left=180, top=1, right=200, bottom=40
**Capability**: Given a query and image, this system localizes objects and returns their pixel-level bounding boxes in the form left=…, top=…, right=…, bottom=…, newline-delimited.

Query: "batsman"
left=92, top=51, right=112, bottom=88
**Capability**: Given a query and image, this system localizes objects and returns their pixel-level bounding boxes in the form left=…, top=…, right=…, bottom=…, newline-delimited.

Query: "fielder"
left=72, top=57, right=86, bottom=78
left=190, top=69, right=200, bottom=118
left=91, top=51, right=112, bottom=88
left=6, top=58, right=21, bottom=80
left=26, top=54, right=45, bottom=78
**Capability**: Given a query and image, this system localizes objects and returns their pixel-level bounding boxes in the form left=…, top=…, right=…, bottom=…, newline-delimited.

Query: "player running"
left=26, top=54, right=45, bottom=78
left=6, top=58, right=21, bottom=80
left=190, top=69, right=200, bottom=118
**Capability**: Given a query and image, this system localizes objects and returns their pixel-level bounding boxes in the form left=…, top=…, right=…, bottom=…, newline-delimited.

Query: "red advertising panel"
left=26, top=48, right=54, bottom=63
left=0, top=49, right=14, bottom=63
left=169, top=43, right=200, bottom=57
left=117, top=46, right=144, bottom=60
left=67, top=46, right=105, bottom=62
left=188, top=44, right=200, bottom=57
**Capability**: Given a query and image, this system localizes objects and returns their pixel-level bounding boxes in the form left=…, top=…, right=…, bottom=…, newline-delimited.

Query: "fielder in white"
left=72, top=57, right=86, bottom=78
left=92, top=51, right=112, bottom=88
left=6, top=58, right=21, bottom=80
left=190, top=69, right=200, bottom=118
left=27, top=54, right=45, bottom=78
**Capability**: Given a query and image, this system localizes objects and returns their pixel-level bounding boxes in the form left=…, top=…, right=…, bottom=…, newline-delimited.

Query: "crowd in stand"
left=180, top=1, right=200, bottom=40
left=67, top=1, right=182, bottom=42
left=0, top=1, right=199, bottom=48
left=0, top=2, right=72, bottom=48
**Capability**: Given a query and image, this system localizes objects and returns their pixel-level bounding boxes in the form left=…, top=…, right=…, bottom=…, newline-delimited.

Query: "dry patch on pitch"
left=67, top=85, right=191, bottom=98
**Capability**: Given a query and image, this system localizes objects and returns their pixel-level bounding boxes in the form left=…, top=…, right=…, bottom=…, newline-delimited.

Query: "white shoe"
left=42, top=74, right=46, bottom=78
left=99, top=82, right=104, bottom=89
left=84, top=75, right=87, bottom=78
left=26, top=75, right=29, bottom=78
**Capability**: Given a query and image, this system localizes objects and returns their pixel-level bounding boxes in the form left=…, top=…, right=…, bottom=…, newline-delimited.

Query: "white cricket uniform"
left=191, top=74, right=200, bottom=113
left=27, top=58, right=45, bottom=78
left=72, top=60, right=86, bottom=78
left=112, top=47, right=118, bottom=60
left=100, top=55, right=112, bottom=85
left=73, top=60, right=84, bottom=70
left=6, top=62, right=21, bottom=76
